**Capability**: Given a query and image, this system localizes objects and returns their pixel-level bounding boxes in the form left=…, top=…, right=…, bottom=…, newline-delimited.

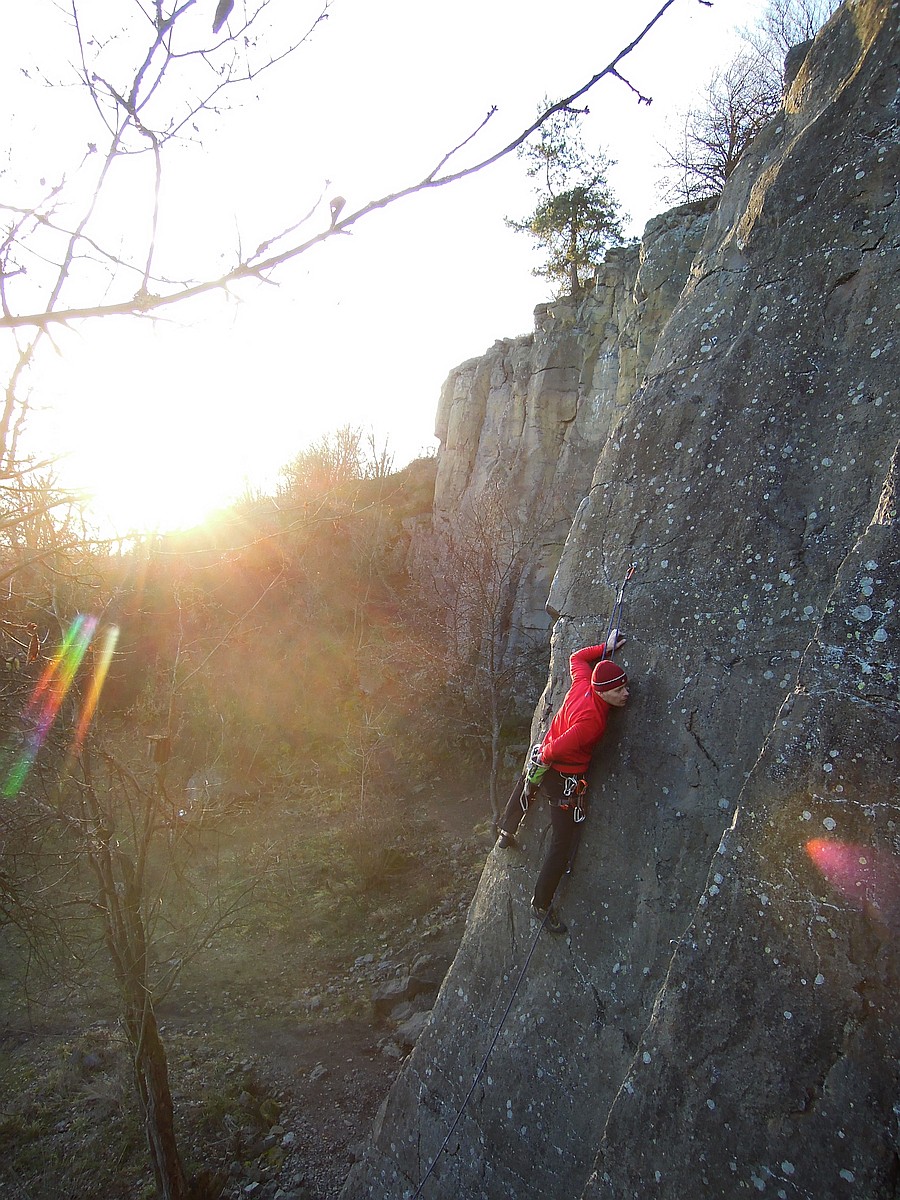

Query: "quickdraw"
left=558, top=774, right=588, bottom=822
left=520, top=742, right=548, bottom=810
left=601, top=561, right=637, bottom=658
left=562, top=775, right=587, bottom=799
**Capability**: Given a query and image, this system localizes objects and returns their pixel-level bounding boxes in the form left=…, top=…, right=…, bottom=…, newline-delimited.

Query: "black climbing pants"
left=532, top=801, right=581, bottom=909
left=499, top=769, right=585, bottom=910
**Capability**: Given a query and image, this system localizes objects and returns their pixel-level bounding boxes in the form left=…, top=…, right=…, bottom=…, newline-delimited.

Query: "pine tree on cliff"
left=506, top=101, right=625, bottom=296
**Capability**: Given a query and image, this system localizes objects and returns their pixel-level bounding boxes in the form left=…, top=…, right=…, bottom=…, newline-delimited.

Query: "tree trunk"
left=489, top=687, right=501, bottom=821
left=96, top=839, right=190, bottom=1200
left=130, top=1002, right=190, bottom=1200
left=569, top=212, right=580, bottom=294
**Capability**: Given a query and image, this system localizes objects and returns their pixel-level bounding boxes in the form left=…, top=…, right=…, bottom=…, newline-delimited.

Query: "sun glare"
left=49, top=389, right=245, bottom=537
left=80, top=444, right=235, bottom=537
left=32, top=313, right=277, bottom=538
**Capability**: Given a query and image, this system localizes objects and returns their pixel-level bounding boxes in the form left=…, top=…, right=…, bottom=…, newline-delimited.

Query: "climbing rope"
left=601, top=562, right=637, bottom=658
left=410, top=911, right=549, bottom=1198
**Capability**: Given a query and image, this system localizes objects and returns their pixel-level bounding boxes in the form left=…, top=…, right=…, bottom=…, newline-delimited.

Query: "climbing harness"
left=410, top=909, right=550, bottom=1199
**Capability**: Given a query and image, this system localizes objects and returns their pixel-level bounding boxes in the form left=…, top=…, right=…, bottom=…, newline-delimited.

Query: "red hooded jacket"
left=539, top=644, right=613, bottom=774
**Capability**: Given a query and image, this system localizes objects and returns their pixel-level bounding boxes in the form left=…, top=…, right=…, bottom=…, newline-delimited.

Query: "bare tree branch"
left=0, top=0, right=681, bottom=332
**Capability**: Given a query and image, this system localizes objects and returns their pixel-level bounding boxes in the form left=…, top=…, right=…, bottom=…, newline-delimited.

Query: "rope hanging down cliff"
left=410, top=910, right=549, bottom=1199
left=601, top=563, right=635, bottom=657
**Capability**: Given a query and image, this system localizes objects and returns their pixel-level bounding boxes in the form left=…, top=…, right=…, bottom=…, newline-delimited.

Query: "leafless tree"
left=19, top=729, right=267, bottom=1200
left=741, top=0, right=840, bottom=79
left=658, top=0, right=839, bottom=204
left=659, top=54, right=781, bottom=203
left=0, top=549, right=287, bottom=1198
left=410, top=484, right=553, bottom=819
left=279, top=424, right=368, bottom=497
left=363, top=430, right=397, bottom=483
left=2, top=0, right=680, bottom=347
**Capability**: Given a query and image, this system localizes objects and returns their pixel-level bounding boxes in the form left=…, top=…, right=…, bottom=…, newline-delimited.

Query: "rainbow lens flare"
left=72, top=624, right=119, bottom=755
left=2, top=615, right=119, bottom=797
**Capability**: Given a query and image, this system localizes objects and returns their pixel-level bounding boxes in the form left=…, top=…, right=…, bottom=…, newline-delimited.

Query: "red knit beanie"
left=591, top=659, right=628, bottom=693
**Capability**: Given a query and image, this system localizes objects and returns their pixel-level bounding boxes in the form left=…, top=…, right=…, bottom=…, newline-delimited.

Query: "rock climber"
left=496, top=633, right=629, bottom=934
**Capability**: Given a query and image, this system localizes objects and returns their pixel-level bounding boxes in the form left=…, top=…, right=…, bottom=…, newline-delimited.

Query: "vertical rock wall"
left=425, top=202, right=710, bottom=637
left=343, top=2, right=898, bottom=1197
left=590, top=450, right=899, bottom=1199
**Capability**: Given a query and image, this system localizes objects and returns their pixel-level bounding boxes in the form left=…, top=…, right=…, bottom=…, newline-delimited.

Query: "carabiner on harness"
left=559, top=775, right=588, bottom=821
left=523, top=743, right=549, bottom=803
left=562, top=775, right=587, bottom=799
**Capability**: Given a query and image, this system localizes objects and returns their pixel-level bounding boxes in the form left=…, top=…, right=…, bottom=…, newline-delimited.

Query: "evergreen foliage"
left=507, top=103, right=625, bottom=296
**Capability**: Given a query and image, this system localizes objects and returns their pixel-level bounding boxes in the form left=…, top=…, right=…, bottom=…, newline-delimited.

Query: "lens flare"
left=72, top=624, right=119, bottom=754
left=807, top=838, right=900, bottom=937
left=2, top=615, right=118, bottom=797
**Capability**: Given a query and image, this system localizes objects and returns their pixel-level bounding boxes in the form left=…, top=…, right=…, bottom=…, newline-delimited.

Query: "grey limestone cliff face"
left=425, top=201, right=710, bottom=639
left=343, top=2, right=898, bottom=1198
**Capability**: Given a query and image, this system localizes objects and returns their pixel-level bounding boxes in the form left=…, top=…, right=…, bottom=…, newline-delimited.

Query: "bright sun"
left=74, top=434, right=233, bottom=536
left=33, top=310, right=279, bottom=537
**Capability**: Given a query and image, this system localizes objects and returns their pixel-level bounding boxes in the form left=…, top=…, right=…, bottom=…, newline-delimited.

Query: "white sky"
left=5, top=0, right=766, bottom=533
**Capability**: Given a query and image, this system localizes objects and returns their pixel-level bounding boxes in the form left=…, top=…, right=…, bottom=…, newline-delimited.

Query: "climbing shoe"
left=497, top=831, right=519, bottom=850
left=530, top=902, right=567, bottom=935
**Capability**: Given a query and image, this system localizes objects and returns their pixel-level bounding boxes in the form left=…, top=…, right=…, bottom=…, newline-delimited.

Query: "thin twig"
left=0, top=0, right=682, bottom=332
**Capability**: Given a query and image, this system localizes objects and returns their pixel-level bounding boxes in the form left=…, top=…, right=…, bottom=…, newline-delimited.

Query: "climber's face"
left=602, top=684, right=629, bottom=708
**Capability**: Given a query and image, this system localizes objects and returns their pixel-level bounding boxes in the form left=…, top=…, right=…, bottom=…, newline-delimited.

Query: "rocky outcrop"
left=426, top=201, right=711, bottom=638
left=344, top=3, right=898, bottom=1198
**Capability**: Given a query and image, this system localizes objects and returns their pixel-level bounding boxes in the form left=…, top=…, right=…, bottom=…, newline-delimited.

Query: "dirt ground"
left=223, top=789, right=491, bottom=1197
left=0, top=787, right=495, bottom=1200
